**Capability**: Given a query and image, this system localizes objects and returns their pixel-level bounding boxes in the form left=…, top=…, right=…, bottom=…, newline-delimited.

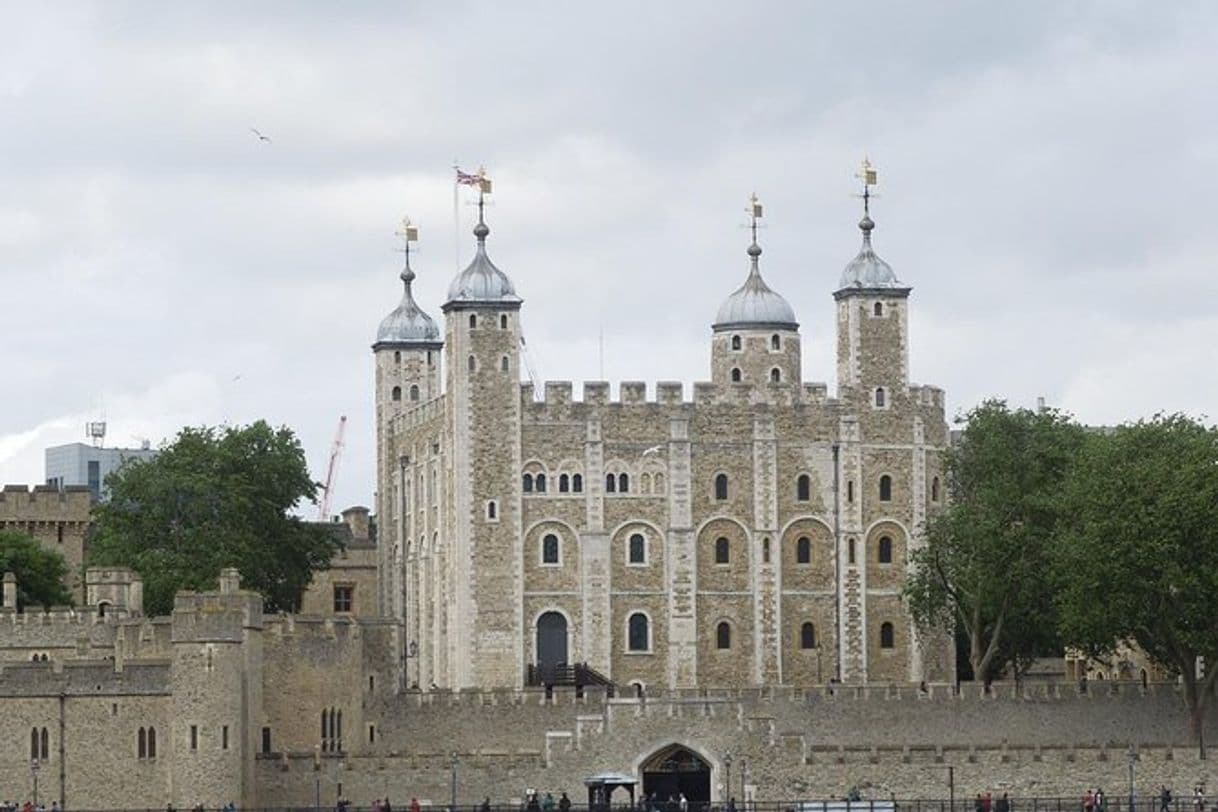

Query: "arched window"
left=796, top=536, right=811, bottom=565
left=762, top=537, right=771, bottom=563
left=467, top=354, right=476, bottom=372
left=875, top=387, right=886, bottom=408
left=731, top=335, right=742, bottom=351
left=522, top=474, right=534, bottom=493
left=640, top=472, right=652, bottom=494
left=879, top=475, right=892, bottom=502
left=391, top=386, right=402, bottom=402
left=618, top=473, right=629, bottom=493
left=628, top=613, right=650, bottom=652
left=427, top=350, right=434, bottom=367
left=536, top=473, right=547, bottom=493
left=874, top=302, right=883, bottom=317
left=878, top=536, right=893, bottom=564
left=559, top=474, right=570, bottom=493
left=796, top=474, right=811, bottom=502
left=880, top=622, right=895, bottom=649
left=847, top=480, right=855, bottom=503
left=30, top=728, right=38, bottom=760
left=147, top=726, right=157, bottom=758
left=848, top=537, right=856, bottom=564
left=542, top=534, right=560, bottom=565
left=801, top=622, right=817, bottom=649
left=469, top=314, right=477, bottom=329
left=653, top=473, right=664, bottom=493
left=486, top=501, right=497, bottom=520
left=40, top=727, right=48, bottom=759
left=572, top=474, right=584, bottom=493
left=770, top=367, right=781, bottom=383
left=931, top=476, right=940, bottom=502
left=771, top=334, right=781, bottom=350
left=605, top=473, right=616, bottom=493
left=501, top=356, right=509, bottom=372
left=500, top=314, right=508, bottom=329
left=394, top=350, right=401, bottom=363
left=138, top=727, right=147, bottom=759
left=714, top=536, right=730, bottom=564
left=714, top=473, right=728, bottom=501
left=409, top=384, right=420, bottom=402
left=730, top=367, right=742, bottom=383
left=716, top=621, right=732, bottom=649
left=629, top=533, right=646, bottom=564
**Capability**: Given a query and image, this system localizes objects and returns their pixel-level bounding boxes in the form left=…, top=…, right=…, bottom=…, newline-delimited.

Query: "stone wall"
left=0, top=485, right=92, bottom=603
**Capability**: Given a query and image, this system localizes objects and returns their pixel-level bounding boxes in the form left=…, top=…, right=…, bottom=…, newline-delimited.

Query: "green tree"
left=0, top=530, right=74, bottom=609
left=89, top=421, right=340, bottom=615
left=905, top=400, right=1084, bottom=683
left=1054, top=414, right=1218, bottom=736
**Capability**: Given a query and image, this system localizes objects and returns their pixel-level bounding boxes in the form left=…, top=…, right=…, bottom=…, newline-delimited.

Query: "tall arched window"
left=30, top=728, right=38, bottom=760
left=847, top=480, right=855, bottom=503
left=542, top=534, right=560, bottom=565
left=730, top=367, right=742, bottom=383
left=931, top=476, right=940, bottom=502
left=572, top=474, right=584, bottom=493
left=762, top=537, right=771, bottom=563
left=536, top=473, right=547, bottom=493
left=500, top=314, right=508, bottom=329
left=467, top=354, right=476, bottom=372
left=714, top=473, right=728, bottom=501
left=880, top=622, right=895, bottom=649
left=796, top=474, right=811, bottom=502
left=391, top=386, right=402, bottom=402
left=522, top=474, right=534, bottom=493
left=796, top=536, right=811, bottom=564
left=618, top=473, right=629, bottom=493
left=875, top=387, right=886, bottom=408
left=770, top=367, right=781, bottom=383
left=138, top=727, right=147, bottom=759
left=468, top=313, right=477, bottom=329
left=714, top=537, right=730, bottom=564
left=559, top=474, right=570, bottom=493
left=394, top=350, right=401, bottom=363
left=486, top=500, right=497, bottom=520
left=800, top=622, right=817, bottom=649
left=501, top=356, right=509, bottom=372
left=40, top=727, right=48, bottom=759
left=629, top=533, right=646, bottom=564
left=878, top=536, right=893, bottom=564
left=716, top=621, right=732, bottom=649
left=848, top=537, right=856, bottom=564
left=771, top=334, right=781, bottom=350
left=147, top=726, right=156, bottom=758
left=874, top=302, right=883, bottom=317
left=731, top=335, right=742, bottom=350
left=409, top=384, right=419, bottom=402
left=879, top=475, right=892, bottom=502
left=628, top=613, right=650, bottom=652
left=605, top=473, right=616, bottom=493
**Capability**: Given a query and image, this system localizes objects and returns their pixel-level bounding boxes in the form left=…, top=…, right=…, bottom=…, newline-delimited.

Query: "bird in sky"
left=642, top=445, right=663, bottom=456
left=249, top=127, right=272, bottom=143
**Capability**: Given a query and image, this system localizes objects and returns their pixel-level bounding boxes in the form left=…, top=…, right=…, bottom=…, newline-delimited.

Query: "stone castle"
left=3, top=186, right=1215, bottom=809
left=374, top=191, right=951, bottom=692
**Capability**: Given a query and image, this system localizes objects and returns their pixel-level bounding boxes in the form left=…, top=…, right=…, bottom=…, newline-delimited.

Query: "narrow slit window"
left=797, top=474, right=811, bottom=502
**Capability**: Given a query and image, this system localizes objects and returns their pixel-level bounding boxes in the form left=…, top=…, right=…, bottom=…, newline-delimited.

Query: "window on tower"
left=467, top=355, right=476, bottom=372
left=522, top=474, right=534, bottom=493
left=800, top=622, right=817, bottom=649
left=409, top=384, right=419, bottom=402
left=716, top=621, right=732, bottom=649
left=714, top=473, right=728, bottom=501
left=536, top=473, right=547, bottom=493
left=501, top=356, right=509, bottom=372
left=797, top=474, right=811, bottom=502
left=618, top=472, right=629, bottom=493
left=572, top=474, right=584, bottom=492
left=731, top=335, right=742, bottom=351
left=875, top=387, right=886, bottom=408
left=770, top=367, right=781, bottom=383
left=879, top=475, right=892, bottom=502
left=559, top=474, right=570, bottom=493
left=796, top=536, right=811, bottom=564
left=605, top=473, right=616, bottom=493
left=469, top=314, right=477, bottom=329
left=628, top=613, right=650, bottom=652
left=391, top=386, right=402, bottom=402
left=394, top=350, right=401, bottom=363
left=730, top=367, right=742, bottom=383
left=500, top=314, right=508, bottom=329
left=874, top=302, right=883, bottom=317
left=771, top=334, right=781, bottom=350
left=542, top=533, right=560, bottom=565
left=931, top=476, right=941, bottom=502
left=880, top=622, right=895, bottom=649
left=714, top=537, right=730, bottom=564
left=878, top=535, right=893, bottom=564
left=628, top=533, right=646, bottom=564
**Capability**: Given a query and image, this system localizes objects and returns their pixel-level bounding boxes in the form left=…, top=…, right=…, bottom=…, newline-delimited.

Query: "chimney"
left=2, top=572, right=16, bottom=609
left=1037, top=396, right=1046, bottom=413
left=218, top=568, right=241, bottom=595
left=341, top=506, right=371, bottom=542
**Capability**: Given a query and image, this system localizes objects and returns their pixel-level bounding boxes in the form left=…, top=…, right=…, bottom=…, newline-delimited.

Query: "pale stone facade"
left=376, top=202, right=953, bottom=691
left=0, top=485, right=92, bottom=603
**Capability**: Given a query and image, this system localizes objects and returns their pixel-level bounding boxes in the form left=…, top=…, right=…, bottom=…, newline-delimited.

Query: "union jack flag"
left=455, top=168, right=483, bottom=186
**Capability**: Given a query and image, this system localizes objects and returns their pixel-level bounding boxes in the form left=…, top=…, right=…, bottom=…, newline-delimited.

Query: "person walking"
left=1162, top=788, right=1173, bottom=812
left=996, top=794, right=1010, bottom=812
left=678, top=794, right=689, bottom=812
left=558, top=793, right=571, bottom=812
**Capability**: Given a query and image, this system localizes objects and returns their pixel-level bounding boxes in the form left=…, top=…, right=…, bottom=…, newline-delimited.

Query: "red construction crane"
left=317, top=415, right=347, bottom=521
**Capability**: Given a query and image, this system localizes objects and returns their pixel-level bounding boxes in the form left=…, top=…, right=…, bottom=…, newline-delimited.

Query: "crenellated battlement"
left=0, top=483, right=92, bottom=519
left=909, top=384, right=946, bottom=409
left=394, top=394, right=447, bottom=432
left=0, top=657, right=171, bottom=695
left=521, top=379, right=839, bottom=411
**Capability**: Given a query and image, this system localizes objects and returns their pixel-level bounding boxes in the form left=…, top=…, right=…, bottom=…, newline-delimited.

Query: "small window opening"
left=618, top=472, right=629, bottom=493
left=394, top=350, right=401, bottom=363
left=771, top=334, right=781, bottom=350
left=716, top=621, right=732, bottom=649
left=572, top=474, right=584, bottom=492
left=500, top=314, right=508, bottom=329
left=409, top=384, right=420, bottom=402
left=190, top=725, right=198, bottom=751
left=801, top=622, right=817, bottom=649
left=629, top=533, right=646, bottom=564
left=486, top=500, right=497, bottom=520
left=559, top=474, right=570, bottom=493
left=730, top=367, right=742, bottom=383
left=628, top=613, right=650, bottom=652
left=605, top=473, right=616, bottom=493
left=715, top=536, right=730, bottom=564
left=880, top=622, right=895, bottom=649
left=222, top=725, right=229, bottom=750
left=469, top=314, right=477, bottom=329
left=714, top=473, right=728, bottom=501
left=796, top=536, right=811, bottom=564
left=261, top=727, right=271, bottom=754
left=523, top=473, right=534, bottom=493
left=762, top=537, right=771, bottom=563
left=147, top=727, right=156, bottom=758
left=847, top=480, right=855, bottom=503
left=391, top=386, right=402, bottom=402
left=467, top=354, right=476, bottom=372
left=542, top=533, right=560, bottom=565
left=770, top=367, right=781, bottom=383
left=874, top=302, right=883, bottom=317
left=731, top=335, right=742, bottom=350
left=878, top=536, right=893, bottom=564
left=797, top=474, right=811, bottom=502
left=931, top=476, right=940, bottom=502
left=848, top=537, right=856, bottom=564
left=875, top=387, right=886, bottom=408
left=879, top=475, right=892, bottom=502
left=501, top=355, right=509, bottom=372
left=536, top=473, right=547, bottom=493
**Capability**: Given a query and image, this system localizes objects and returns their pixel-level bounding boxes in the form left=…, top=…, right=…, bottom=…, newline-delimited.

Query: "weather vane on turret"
left=855, top=157, right=878, bottom=216
left=395, top=216, right=419, bottom=280
left=746, top=192, right=763, bottom=245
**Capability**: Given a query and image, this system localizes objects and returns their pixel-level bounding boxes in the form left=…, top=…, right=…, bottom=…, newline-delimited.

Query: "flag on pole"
left=455, top=168, right=482, bottom=186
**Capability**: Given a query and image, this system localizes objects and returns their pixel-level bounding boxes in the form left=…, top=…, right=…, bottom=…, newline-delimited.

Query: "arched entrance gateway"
left=641, top=745, right=711, bottom=810
left=535, top=611, right=569, bottom=674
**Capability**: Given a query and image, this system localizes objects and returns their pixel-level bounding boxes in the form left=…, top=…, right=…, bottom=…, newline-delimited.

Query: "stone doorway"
left=641, top=744, right=711, bottom=811
left=536, top=611, right=569, bottom=671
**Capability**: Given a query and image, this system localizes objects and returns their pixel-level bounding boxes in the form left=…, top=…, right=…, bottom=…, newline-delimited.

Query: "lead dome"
left=374, top=261, right=440, bottom=347
left=713, top=241, right=798, bottom=331
left=838, top=213, right=905, bottom=291
left=444, top=215, right=521, bottom=308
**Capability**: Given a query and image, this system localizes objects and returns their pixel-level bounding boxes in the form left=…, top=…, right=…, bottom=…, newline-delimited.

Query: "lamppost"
left=31, top=758, right=40, bottom=806
left=724, top=752, right=733, bottom=804
left=740, top=757, right=748, bottom=808
left=450, top=752, right=458, bottom=811
left=947, top=765, right=955, bottom=812
left=1127, top=747, right=1136, bottom=812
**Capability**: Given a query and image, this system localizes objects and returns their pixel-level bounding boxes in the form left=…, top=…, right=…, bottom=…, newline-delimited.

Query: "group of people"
left=0, top=803, right=61, bottom=812
left=975, top=792, right=1012, bottom=812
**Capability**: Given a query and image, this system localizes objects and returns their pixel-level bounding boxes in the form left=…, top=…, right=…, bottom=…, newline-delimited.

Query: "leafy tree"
left=0, top=530, right=74, bottom=609
left=905, top=400, right=1085, bottom=683
left=1054, top=414, right=1218, bottom=737
left=89, top=421, right=340, bottom=615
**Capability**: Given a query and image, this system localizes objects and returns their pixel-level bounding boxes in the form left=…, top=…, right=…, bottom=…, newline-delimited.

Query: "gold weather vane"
left=746, top=192, right=763, bottom=243
left=854, top=157, right=878, bottom=215
left=395, top=216, right=418, bottom=262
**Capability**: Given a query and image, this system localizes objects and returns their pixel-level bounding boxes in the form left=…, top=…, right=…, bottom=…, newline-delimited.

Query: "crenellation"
left=583, top=381, right=610, bottom=404
left=620, top=381, right=646, bottom=403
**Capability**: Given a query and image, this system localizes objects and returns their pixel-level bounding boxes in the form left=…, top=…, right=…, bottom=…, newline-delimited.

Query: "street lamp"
left=740, top=757, right=748, bottom=807
left=1127, top=747, right=1136, bottom=812
left=31, top=758, right=40, bottom=806
left=450, top=752, right=458, bottom=811
left=724, top=752, right=733, bottom=804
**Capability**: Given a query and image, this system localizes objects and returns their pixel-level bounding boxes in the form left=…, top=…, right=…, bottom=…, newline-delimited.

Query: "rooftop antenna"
left=85, top=421, right=107, bottom=448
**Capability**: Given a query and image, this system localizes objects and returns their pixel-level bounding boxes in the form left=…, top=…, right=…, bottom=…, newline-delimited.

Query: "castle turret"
left=373, top=219, right=442, bottom=619
left=711, top=195, right=802, bottom=387
left=441, top=183, right=524, bottom=689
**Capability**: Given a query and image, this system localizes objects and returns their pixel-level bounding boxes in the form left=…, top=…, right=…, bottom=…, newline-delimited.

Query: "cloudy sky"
left=3, top=1, right=1216, bottom=514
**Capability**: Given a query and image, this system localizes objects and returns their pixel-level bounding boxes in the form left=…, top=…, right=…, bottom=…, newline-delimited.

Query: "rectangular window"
left=368, top=724, right=376, bottom=744
left=87, top=460, right=101, bottom=500
left=261, top=727, right=272, bottom=754
left=222, top=725, right=229, bottom=750
left=190, top=725, right=198, bottom=751
left=333, top=585, right=354, bottom=613
left=57, top=524, right=64, bottom=544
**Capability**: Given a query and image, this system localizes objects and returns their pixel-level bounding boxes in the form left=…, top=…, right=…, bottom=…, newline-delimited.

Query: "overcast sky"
left=3, top=1, right=1216, bottom=514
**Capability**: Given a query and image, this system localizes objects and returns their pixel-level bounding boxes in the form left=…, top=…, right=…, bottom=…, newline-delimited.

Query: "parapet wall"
left=522, top=380, right=836, bottom=411
left=0, top=658, right=171, bottom=695
left=0, top=483, right=93, bottom=519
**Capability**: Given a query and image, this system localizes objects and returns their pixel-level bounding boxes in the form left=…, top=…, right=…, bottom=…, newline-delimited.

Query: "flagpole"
left=452, top=161, right=461, bottom=273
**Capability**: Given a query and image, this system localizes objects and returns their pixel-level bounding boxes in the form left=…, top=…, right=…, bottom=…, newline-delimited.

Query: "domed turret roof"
left=443, top=214, right=521, bottom=309
left=837, top=213, right=906, bottom=292
left=374, top=259, right=441, bottom=347
left=713, top=241, right=798, bottom=331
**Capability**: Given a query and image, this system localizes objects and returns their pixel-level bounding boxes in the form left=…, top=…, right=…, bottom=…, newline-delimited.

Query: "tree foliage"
left=89, top=421, right=340, bottom=615
left=0, top=531, right=74, bottom=609
left=905, top=400, right=1085, bottom=683
left=1054, top=414, right=1218, bottom=734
